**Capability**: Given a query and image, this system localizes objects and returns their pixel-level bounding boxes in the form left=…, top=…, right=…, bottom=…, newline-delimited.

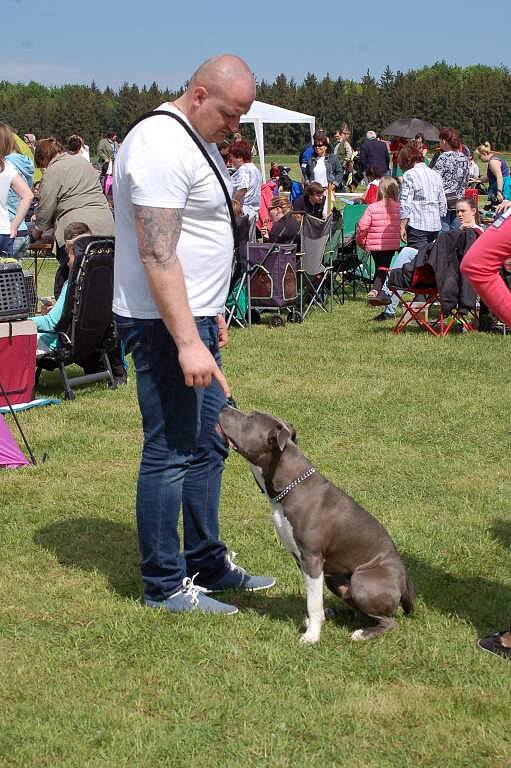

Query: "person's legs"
left=406, top=227, right=438, bottom=251
left=183, top=317, right=229, bottom=583
left=116, top=317, right=197, bottom=601
left=441, top=210, right=459, bottom=231
left=12, top=234, right=30, bottom=262
left=0, top=234, right=14, bottom=258
left=378, top=246, right=419, bottom=318
left=371, top=250, right=395, bottom=292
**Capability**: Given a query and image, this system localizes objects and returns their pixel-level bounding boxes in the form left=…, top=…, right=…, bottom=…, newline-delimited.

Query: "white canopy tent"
left=239, top=100, right=316, bottom=182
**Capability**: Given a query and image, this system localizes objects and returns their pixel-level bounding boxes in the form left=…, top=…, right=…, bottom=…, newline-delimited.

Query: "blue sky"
left=5, top=0, right=511, bottom=90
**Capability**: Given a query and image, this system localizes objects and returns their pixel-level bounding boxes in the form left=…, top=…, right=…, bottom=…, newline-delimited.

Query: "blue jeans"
left=114, top=315, right=229, bottom=601
left=0, top=234, right=14, bottom=258
left=382, top=247, right=419, bottom=316
left=441, top=210, right=460, bottom=232
left=12, top=233, right=30, bottom=261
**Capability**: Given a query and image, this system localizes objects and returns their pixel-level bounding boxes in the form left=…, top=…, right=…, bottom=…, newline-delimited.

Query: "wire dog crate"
left=0, top=262, right=29, bottom=321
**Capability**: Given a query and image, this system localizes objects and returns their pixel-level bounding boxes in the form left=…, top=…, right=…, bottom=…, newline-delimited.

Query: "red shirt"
left=460, top=210, right=511, bottom=325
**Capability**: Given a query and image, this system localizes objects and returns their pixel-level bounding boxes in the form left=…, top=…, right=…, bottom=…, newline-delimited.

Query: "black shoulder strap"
left=125, top=109, right=238, bottom=249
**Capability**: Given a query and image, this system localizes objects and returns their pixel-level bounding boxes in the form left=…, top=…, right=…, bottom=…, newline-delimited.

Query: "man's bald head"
left=175, top=54, right=256, bottom=143
left=190, top=55, right=255, bottom=99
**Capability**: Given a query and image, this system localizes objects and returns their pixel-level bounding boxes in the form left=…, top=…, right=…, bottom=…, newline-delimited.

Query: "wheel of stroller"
left=290, top=311, right=303, bottom=324
left=269, top=314, right=285, bottom=328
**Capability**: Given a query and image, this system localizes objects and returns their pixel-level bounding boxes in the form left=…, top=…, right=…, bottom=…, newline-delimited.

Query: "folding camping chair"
left=388, top=230, right=479, bottom=337
left=35, top=236, right=119, bottom=399
left=297, top=213, right=333, bottom=320
left=331, top=205, right=373, bottom=302
left=225, top=214, right=250, bottom=328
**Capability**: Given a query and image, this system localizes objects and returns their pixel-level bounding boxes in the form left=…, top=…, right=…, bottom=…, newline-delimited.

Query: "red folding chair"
left=390, top=264, right=477, bottom=336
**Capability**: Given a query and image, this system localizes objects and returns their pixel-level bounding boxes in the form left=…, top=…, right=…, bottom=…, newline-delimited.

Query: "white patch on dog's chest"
left=271, top=504, right=301, bottom=558
left=251, top=464, right=301, bottom=559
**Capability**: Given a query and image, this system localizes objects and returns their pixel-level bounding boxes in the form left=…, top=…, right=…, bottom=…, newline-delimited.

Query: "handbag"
left=445, top=191, right=459, bottom=210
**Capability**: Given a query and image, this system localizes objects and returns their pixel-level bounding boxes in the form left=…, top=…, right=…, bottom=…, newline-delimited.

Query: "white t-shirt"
left=231, top=162, right=261, bottom=219
left=0, top=160, right=17, bottom=234
left=313, top=157, right=328, bottom=187
left=113, top=103, right=233, bottom=318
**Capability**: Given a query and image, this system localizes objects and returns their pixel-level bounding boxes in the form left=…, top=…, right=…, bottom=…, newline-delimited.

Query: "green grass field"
left=1, top=259, right=510, bottom=767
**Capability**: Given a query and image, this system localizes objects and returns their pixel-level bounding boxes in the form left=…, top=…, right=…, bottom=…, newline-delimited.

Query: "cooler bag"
left=0, top=320, right=37, bottom=406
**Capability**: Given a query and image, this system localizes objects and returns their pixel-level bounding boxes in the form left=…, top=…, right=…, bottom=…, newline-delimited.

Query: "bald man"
left=113, top=55, right=274, bottom=614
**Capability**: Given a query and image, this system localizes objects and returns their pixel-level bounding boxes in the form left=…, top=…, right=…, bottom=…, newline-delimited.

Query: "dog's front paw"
left=350, top=628, right=366, bottom=641
left=300, top=627, right=321, bottom=645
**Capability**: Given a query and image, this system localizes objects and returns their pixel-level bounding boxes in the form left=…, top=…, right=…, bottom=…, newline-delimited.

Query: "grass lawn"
left=1, top=261, right=510, bottom=767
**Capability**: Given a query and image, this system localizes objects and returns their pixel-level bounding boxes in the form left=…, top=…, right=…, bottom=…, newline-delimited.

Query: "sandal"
left=477, top=629, right=511, bottom=660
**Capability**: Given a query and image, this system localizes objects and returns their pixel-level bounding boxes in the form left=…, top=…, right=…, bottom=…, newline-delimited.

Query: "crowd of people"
left=1, top=54, right=511, bottom=658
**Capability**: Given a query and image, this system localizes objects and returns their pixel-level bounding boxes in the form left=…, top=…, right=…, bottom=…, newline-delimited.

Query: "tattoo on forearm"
left=133, top=205, right=183, bottom=270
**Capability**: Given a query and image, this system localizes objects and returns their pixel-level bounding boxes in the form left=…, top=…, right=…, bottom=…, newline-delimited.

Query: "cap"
left=366, top=130, right=377, bottom=140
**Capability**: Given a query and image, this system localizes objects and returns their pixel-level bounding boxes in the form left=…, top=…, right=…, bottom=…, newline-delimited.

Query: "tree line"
left=0, top=61, right=509, bottom=155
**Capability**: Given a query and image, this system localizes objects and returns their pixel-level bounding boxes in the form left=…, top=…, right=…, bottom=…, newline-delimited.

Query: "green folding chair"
left=330, top=204, right=373, bottom=302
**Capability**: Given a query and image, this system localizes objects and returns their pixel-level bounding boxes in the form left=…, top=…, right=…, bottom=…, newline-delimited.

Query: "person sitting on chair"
left=260, top=195, right=300, bottom=244
left=30, top=221, right=127, bottom=382
left=30, top=222, right=92, bottom=356
left=292, top=181, right=326, bottom=218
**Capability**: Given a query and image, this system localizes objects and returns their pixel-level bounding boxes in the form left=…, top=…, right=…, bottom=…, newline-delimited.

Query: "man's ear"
left=270, top=423, right=292, bottom=452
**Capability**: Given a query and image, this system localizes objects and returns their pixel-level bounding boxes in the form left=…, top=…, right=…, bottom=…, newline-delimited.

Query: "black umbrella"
left=382, top=118, right=439, bottom=142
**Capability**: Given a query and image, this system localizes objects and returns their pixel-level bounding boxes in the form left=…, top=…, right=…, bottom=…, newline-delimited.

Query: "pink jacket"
left=356, top=199, right=401, bottom=252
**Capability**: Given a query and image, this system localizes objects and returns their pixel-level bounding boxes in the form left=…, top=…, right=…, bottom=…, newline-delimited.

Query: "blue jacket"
left=6, top=152, right=34, bottom=232
left=31, top=282, right=68, bottom=351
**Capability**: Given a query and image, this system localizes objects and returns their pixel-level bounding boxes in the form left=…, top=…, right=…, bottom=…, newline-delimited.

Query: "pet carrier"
left=247, top=243, right=299, bottom=327
left=0, top=261, right=29, bottom=321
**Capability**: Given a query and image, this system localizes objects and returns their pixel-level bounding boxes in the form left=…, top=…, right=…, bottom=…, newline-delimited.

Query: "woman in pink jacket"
left=356, top=176, right=401, bottom=306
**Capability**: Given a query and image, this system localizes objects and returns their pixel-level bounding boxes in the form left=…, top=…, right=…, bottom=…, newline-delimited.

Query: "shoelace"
left=226, top=551, right=246, bottom=579
left=170, top=573, right=209, bottom=608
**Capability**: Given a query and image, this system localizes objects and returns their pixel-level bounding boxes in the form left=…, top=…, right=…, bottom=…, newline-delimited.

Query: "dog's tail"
left=400, top=574, right=415, bottom=615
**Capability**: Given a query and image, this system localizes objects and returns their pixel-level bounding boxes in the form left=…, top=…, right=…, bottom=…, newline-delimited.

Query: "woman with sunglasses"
left=303, top=136, right=343, bottom=194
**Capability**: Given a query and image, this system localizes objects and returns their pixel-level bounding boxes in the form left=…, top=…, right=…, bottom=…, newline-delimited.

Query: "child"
left=356, top=176, right=401, bottom=307
left=31, top=221, right=91, bottom=356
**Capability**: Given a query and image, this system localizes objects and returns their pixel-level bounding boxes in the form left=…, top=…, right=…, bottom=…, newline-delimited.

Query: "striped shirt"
left=399, top=162, right=447, bottom=232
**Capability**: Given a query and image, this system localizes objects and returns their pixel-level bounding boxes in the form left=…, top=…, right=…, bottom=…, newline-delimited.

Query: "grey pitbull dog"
left=218, top=406, right=414, bottom=644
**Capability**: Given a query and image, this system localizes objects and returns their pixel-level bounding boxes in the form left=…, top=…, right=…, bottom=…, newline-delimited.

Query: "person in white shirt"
left=0, top=123, right=33, bottom=257
left=303, top=136, right=344, bottom=192
left=398, top=143, right=447, bottom=250
left=229, top=139, right=262, bottom=222
left=113, top=54, right=275, bottom=616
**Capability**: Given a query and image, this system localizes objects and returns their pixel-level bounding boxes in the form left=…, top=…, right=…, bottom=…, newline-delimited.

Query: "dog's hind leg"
left=351, top=616, right=397, bottom=641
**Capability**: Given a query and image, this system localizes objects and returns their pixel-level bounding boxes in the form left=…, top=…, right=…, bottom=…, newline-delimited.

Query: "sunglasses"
left=314, top=143, right=327, bottom=148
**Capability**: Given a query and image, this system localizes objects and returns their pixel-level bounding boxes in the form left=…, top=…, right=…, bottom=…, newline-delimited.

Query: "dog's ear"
left=286, top=422, right=297, bottom=445
left=270, top=423, right=293, bottom=452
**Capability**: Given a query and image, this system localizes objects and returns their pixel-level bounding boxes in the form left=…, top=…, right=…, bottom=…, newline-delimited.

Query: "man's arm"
left=461, top=214, right=511, bottom=326
left=133, top=204, right=230, bottom=395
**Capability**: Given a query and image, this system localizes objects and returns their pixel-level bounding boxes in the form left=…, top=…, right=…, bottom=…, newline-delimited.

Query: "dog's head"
left=218, top=405, right=296, bottom=470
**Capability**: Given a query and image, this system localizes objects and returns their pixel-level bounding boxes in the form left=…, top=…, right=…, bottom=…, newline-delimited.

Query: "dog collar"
left=270, top=467, right=316, bottom=503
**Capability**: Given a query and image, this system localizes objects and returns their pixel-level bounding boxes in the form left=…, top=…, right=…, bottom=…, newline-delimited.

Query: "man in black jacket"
left=359, top=131, right=390, bottom=177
